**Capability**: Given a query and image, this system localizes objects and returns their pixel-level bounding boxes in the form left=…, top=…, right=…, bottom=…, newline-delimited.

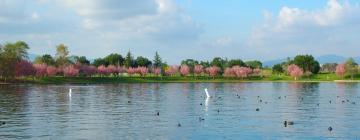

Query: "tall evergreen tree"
left=153, top=51, right=162, bottom=68
left=124, top=51, right=134, bottom=68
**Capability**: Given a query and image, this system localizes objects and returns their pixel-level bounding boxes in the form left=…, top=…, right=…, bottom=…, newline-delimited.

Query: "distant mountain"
left=263, top=54, right=360, bottom=67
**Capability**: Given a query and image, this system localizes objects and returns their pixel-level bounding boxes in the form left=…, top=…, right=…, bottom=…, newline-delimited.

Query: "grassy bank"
left=2, top=73, right=359, bottom=84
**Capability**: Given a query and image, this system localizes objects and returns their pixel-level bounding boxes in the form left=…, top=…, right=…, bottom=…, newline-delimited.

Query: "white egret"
left=204, top=88, right=211, bottom=98
left=69, top=88, right=72, bottom=98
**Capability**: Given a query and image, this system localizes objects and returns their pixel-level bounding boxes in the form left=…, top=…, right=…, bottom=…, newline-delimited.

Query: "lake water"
left=0, top=83, right=360, bottom=139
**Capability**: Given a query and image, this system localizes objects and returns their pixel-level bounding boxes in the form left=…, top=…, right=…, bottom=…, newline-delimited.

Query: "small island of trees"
left=0, top=41, right=359, bottom=84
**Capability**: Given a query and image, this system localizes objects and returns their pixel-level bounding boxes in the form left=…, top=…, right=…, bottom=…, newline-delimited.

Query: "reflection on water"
left=0, top=83, right=360, bottom=139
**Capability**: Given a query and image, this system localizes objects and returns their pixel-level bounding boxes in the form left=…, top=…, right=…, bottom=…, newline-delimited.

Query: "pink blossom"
left=16, top=60, right=36, bottom=77
left=107, top=65, right=117, bottom=75
left=253, top=68, right=261, bottom=76
left=63, top=65, right=79, bottom=77
left=287, top=64, right=303, bottom=80
left=80, top=65, right=97, bottom=76
left=127, top=67, right=137, bottom=76
left=206, top=66, right=220, bottom=77
left=33, top=63, right=48, bottom=77
left=137, top=67, right=148, bottom=77
left=194, top=65, right=203, bottom=75
left=97, top=65, right=109, bottom=75
left=46, top=66, right=58, bottom=76
left=232, top=66, right=252, bottom=78
left=152, top=67, right=161, bottom=76
left=180, top=64, right=190, bottom=76
left=336, top=63, right=346, bottom=78
left=117, top=66, right=126, bottom=74
left=165, top=65, right=179, bottom=76
left=223, top=67, right=234, bottom=78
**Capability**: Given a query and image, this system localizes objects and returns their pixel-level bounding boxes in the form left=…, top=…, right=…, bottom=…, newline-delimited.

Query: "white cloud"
left=249, top=0, right=360, bottom=57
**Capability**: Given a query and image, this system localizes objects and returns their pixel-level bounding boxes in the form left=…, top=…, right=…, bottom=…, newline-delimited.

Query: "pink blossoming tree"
left=63, top=65, right=79, bottom=77
left=46, top=66, right=58, bottom=76
left=180, top=64, right=190, bottom=76
left=287, top=64, right=303, bottom=80
left=335, top=64, right=346, bottom=78
left=33, top=63, right=48, bottom=77
left=16, top=60, right=36, bottom=77
left=193, top=65, right=203, bottom=76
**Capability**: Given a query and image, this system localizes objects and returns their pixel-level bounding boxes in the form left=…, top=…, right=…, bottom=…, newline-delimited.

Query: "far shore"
left=2, top=76, right=360, bottom=85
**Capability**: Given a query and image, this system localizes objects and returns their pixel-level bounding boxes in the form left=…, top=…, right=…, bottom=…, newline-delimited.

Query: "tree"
left=232, top=66, right=252, bottom=78
left=287, top=64, right=303, bottom=80
left=75, top=56, right=90, bottom=65
left=46, top=66, right=58, bottom=76
left=181, top=59, right=199, bottom=74
left=152, top=67, right=161, bottom=77
left=135, top=56, right=152, bottom=67
left=180, top=64, right=190, bottom=76
left=63, top=65, right=79, bottom=77
left=272, top=64, right=284, bottom=74
left=34, top=54, right=56, bottom=65
left=335, top=64, right=346, bottom=78
left=124, top=51, right=134, bottom=68
left=153, top=51, right=162, bottom=68
left=345, top=58, right=358, bottom=79
left=245, top=60, right=262, bottom=69
left=292, top=55, right=320, bottom=74
left=227, top=59, right=246, bottom=67
left=321, top=63, right=337, bottom=73
left=104, top=53, right=124, bottom=66
left=137, top=67, right=148, bottom=77
left=223, top=68, right=234, bottom=78
left=193, top=65, right=203, bottom=76
left=200, top=61, right=210, bottom=68
left=211, top=57, right=227, bottom=72
left=92, top=58, right=106, bottom=67
left=55, top=44, right=69, bottom=66
left=206, top=66, right=220, bottom=78
left=0, top=41, right=30, bottom=80
left=33, top=63, right=48, bottom=77
left=15, top=60, right=36, bottom=77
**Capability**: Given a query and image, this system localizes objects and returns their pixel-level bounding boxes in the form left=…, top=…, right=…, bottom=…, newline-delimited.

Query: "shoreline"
left=2, top=77, right=360, bottom=85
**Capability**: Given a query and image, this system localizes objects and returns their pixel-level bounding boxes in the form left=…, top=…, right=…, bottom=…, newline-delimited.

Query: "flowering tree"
left=127, top=67, right=137, bottom=76
left=335, top=64, right=346, bottom=78
left=97, top=65, right=109, bottom=76
left=223, top=67, right=234, bottom=78
left=46, top=66, right=58, bottom=76
left=232, top=66, right=252, bottom=78
left=15, top=60, right=36, bottom=77
left=180, top=64, right=190, bottom=76
left=63, top=65, right=79, bottom=77
left=117, top=66, right=126, bottom=76
left=253, top=68, right=262, bottom=76
left=80, top=65, right=97, bottom=77
left=165, top=65, right=178, bottom=76
left=206, top=66, right=220, bottom=78
left=193, top=65, right=203, bottom=76
left=152, top=67, right=161, bottom=77
left=107, top=65, right=117, bottom=76
left=287, top=64, right=303, bottom=80
left=137, top=67, right=148, bottom=77
left=33, top=63, right=48, bottom=77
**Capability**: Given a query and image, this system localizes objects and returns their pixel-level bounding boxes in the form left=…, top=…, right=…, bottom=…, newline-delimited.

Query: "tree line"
left=0, top=40, right=359, bottom=81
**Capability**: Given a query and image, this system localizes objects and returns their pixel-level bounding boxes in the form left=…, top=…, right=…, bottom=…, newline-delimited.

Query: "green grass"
left=8, top=73, right=360, bottom=84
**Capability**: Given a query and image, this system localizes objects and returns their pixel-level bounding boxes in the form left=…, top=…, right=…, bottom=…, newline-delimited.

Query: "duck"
left=256, top=108, right=260, bottom=111
left=284, top=121, right=294, bottom=127
left=328, top=126, right=333, bottom=132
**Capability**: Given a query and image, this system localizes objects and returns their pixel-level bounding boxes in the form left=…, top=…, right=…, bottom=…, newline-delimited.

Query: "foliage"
left=321, top=63, right=337, bottom=73
left=55, top=44, right=70, bottom=66
left=272, top=64, right=284, bottom=74
left=135, top=56, right=152, bottom=67
left=292, top=55, right=320, bottom=74
left=124, top=51, right=135, bottom=68
left=245, top=60, right=262, bottom=69
left=227, top=59, right=245, bottom=67
left=153, top=52, right=162, bottom=68
left=34, top=54, right=56, bottom=65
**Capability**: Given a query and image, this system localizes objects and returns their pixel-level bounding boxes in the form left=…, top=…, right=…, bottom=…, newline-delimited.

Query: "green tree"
left=345, top=58, right=358, bottom=79
left=55, top=44, right=70, bottom=66
left=181, top=59, right=199, bottom=73
left=200, top=61, right=210, bottom=68
left=211, top=57, right=227, bottom=72
left=92, top=58, right=107, bottom=67
left=104, top=53, right=124, bottom=66
left=292, top=55, right=320, bottom=74
left=245, top=60, right=262, bottom=69
left=0, top=41, right=30, bottom=80
left=34, top=54, right=56, bottom=65
left=75, top=56, right=90, bottom=65
left=124, top=51, right=135, bottom=68
left=272, top=64, right=284, bottom=74
left=227, top=59, right=245, bottom=67
left=135, top=56, right=152, bottom=67
left=153, top=51, right=162, bottom=67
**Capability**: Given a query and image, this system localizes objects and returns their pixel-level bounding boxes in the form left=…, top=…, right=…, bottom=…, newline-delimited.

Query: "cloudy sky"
left=0, top=0, right=359, bottom=64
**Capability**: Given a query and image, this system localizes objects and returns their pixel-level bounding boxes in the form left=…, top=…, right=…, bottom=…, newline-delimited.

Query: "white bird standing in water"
left=204, top=88, right=211, bottom=98
left=69, top=88, right=72, bottom=98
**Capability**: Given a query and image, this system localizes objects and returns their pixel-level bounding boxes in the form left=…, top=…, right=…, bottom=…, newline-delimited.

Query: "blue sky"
left=0, top=0, right=359, bottom=64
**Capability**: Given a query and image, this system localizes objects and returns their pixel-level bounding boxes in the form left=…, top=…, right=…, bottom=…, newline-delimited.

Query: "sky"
left=0, top=0, right=360, bottom=64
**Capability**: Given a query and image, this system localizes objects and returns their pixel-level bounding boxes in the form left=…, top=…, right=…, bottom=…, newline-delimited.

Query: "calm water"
left=0, top=83, right=360, bottom=139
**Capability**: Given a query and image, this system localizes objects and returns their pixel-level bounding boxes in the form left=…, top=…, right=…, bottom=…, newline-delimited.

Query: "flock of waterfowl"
left=162, top=88, right=358, bottom=132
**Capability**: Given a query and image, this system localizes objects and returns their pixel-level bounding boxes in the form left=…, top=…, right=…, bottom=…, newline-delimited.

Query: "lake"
left=0, top=83, right=360, bottom=139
